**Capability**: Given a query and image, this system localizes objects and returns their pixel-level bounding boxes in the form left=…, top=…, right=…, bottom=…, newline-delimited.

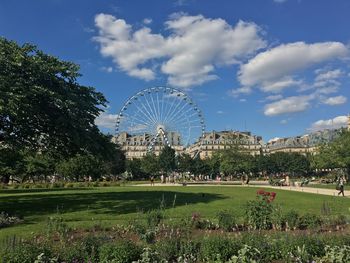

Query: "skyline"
left=1, top=0, right=349, bottom=140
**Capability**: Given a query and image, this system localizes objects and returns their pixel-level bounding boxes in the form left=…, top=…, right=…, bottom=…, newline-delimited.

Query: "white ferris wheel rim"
left=115, top=86, right=205, bottom=147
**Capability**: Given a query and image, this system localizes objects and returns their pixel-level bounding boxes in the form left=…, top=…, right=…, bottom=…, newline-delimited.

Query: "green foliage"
left=216, top=210, right=236, bottom=231
left=322, top=245, right=350, bottom=263
left=229, top=245, right=261, bottom=263
left=244, top=199, right=273, bottom=230
left=140, top=154, right=160, bottom=177
left=1, top=243, right=52, bottom=263
left=200, top=236, right=238, bottom=262
left=155, top=237, right=181, bottom=261
left=283, top=210, right=300, bottom=230
left=56, top=153, right=103, bottom=181
left=0, top=212, right=22, bottom=229
left=99, top=240, right=141, bottom=263
left=145, top=209, right=163, bottom=228
left=158, top=146, right=176, bottom=173
left=296, top=213, right=323, bottom=230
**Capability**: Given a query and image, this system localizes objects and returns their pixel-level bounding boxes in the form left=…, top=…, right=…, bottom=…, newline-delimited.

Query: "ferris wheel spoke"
left=133, top=101, right=158, bottom=127
left=122, top=112, right=153, bottom=132
left=166, top=105, right=195, bottom=126
left=144, top=94, right=159, bottom=124
left=149, top=91, right=160, bottom=123
left=162, top=95, right=183, bottom=125
left=138, top=99, right=158, bottom=125
left=163, top=99, right=188, bottom=125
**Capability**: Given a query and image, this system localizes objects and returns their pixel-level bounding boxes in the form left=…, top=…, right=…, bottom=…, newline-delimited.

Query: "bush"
left=155, top=237, right=181, bottom=261
left=200, top=236, right=238, bottom=262
left=297, top=213, right=322, bottom=230
left=1, top=242, right=52, bottom=263
left=178, top=240, right=200, bottom=263
left=146, top=209, right=163, bottom=228
left=64, top=183, right=74, bottom=188
left=217, top=210, right=236, bottom=231
left=322, top=245, right=350, bottom=263
left=245, top=199, right=273, bottom=230
left=99, top=240, right=141, bottom=263
left=283, top=210, right=299, bottom=230
left=0, top=212, right=22, bottom=229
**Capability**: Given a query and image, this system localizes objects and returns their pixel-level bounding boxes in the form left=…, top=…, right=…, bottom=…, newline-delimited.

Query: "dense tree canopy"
left=0, top=37, right=107, bottom=156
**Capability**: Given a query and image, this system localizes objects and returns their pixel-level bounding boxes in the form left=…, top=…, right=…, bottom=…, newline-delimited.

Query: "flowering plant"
left=256, top=189, right=276, bottom=203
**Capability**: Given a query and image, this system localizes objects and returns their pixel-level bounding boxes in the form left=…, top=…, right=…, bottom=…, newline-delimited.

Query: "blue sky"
left=1, top=0, right=349, bottom=141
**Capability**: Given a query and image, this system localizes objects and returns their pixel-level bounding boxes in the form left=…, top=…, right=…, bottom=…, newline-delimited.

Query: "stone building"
left=186, top=130, right=265, bottom=159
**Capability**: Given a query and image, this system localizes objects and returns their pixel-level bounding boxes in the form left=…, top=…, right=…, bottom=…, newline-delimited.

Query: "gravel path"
left=134, top=182, right=349, bottom=198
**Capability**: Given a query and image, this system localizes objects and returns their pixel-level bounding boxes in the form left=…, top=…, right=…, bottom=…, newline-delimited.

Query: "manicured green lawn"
left=0, top=185, right=349, bottom=241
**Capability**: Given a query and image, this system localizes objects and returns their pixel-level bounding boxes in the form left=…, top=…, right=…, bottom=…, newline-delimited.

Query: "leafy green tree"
left=56, top=154, right=103, bottom=181
left=176, top=153, right=193, bottom=174
left=0, top=37, right=107, bottom=157
left=316, top=130, right=350, bottom=180
left=158, top=146, right=176, bottom=174
left=0, top=148, right=24, bottom=183
left=140, top=153, right=159, bottom=178
left=24, top=152, right=55, bottom=183
left=126, top=158, right=145, bottom=179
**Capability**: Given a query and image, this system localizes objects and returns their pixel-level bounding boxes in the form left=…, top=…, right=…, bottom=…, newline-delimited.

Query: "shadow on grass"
left=0, top=190, right=225, bottom=219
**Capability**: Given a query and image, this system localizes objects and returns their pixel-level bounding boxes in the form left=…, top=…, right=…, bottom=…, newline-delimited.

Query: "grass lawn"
left=0, top=185, right=349, bottom=242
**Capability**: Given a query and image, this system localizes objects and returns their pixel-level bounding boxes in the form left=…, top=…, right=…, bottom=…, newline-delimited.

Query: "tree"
left=316, top=130, right=350, bottom=180
left=0, top=148, right=24, bottom=183
left=56, top=154, right=103, bottom=181
left=0, top=37, right=107, bottom=157
left=158, top=146, right=176, bottom=174
left=24, top=152, right=55, bottom=183
left=140, top=153, right=159, bottom=178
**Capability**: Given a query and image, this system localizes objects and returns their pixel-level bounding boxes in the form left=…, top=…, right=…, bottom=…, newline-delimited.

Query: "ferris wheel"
left=115, top=87, right=205, bottom=150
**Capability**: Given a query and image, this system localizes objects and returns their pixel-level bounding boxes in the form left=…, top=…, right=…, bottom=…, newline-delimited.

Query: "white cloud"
left=239, top=42, right=348, bottom=90
left=143, top=18, right=152, bottom=25
left=95, top=111, right=118, bottom=129
left=264, top=95, right=313, bottom=116
left=315, top=69, right=343, bottom=82
left=280, top=119, right=288, bottom=124
left=239, top=98, right=247, bottom=102
left=265, top=94, right=283, bottom=101
left=217, top=110, right=224, bottom=114
left=261, top=77, right=302, bottom=93
left=101, top=66, right=113, bottom=73
left=274, top=0, right=287, bottom=3
left=229, top=86, right=252, bottom=97
left=309, top=115, right=348, bottom=131
left=322, top=95, right=347, bottom=105
left=94, top=13, right=266, bottom=88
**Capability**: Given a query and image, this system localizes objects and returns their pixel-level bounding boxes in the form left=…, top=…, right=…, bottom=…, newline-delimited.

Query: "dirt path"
left=134, top=182, right=349, bottom=198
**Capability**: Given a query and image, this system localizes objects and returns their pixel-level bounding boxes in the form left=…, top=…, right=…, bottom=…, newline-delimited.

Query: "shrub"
left=178, top=240, right=200, bottom=263
left=155, top=237, right=181, bottom=261
left=283, top=210, right=299, bottom=230
left=217, top=210, right=236, bottom=231
left=140, top=229, right=156, bottom=244
left=64, top=183, right=74, bottom=188
left=135, top=247, right=160, bottom=263
left=244, top=199, right=273, bottom=230
left=200, top=236, right=237, bottom=262
left=322, top=245, right=350, bottom=263
left=99, top=240, right=141, bottom=263
left=1, top=242, right=52, bottom=263
left=297, top=213, right=322, bottom=230
left=146, top=209, right=163, bottom=228
left=0, top=212, right=22, bottom=229
left=228, top=245, right=261, bottom=263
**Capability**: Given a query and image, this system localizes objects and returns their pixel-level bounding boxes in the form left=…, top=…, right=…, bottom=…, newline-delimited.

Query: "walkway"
left=134, top=182, right=349, bottom=198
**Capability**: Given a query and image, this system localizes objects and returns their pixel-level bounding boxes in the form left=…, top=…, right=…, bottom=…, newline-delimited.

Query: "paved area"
left=134, top=182, right=349, bottom=198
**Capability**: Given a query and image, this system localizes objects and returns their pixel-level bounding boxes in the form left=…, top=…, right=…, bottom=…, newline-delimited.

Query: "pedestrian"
left=337, top=176, right=345, bottom=197
left=150, top=176, right=154, bottom=186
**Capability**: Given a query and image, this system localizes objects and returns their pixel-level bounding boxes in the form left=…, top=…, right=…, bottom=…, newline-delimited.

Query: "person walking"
left=337, top=176, right=345, bottom=197
left=150, top=176, right=154, bottom=186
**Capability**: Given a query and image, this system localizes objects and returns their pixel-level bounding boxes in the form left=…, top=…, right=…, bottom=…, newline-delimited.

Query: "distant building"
left=112, top=131, right=183, bottom=159
left=266, top=129, right=344, bottom=155
left=186, top=130, right=265, bottom=159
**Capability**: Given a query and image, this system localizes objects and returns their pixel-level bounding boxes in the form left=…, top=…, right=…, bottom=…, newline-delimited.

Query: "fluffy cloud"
left=95, top=111, right=118, bottom=129
left=322, top=95, right=347, bottom=105
left=309, top=115, right=348, bottom=131
left=94, top=13, right=265, bottom=88
left=265, top=94, right=283, bottom=101
left=238, top=42, right=347, bottom=90
left=264, top=95, right=313, bottom=116
left=260, top=77, right=302, bottom=93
